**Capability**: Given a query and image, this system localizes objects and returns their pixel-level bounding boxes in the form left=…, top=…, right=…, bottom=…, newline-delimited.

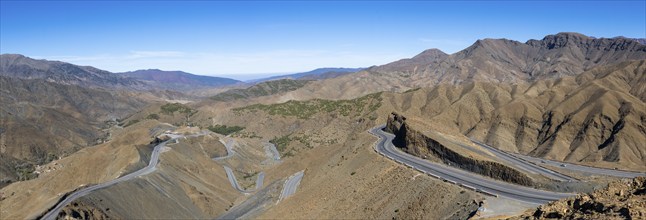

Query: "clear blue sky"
left=1, top=1, right=644, bottom=79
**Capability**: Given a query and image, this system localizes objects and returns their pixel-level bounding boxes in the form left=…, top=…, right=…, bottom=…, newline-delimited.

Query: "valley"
left=0, top=31, right=644, bottom=220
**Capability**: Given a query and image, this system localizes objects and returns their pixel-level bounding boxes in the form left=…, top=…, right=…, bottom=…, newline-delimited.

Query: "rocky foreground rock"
left=516, top=177, right=645, bottom=219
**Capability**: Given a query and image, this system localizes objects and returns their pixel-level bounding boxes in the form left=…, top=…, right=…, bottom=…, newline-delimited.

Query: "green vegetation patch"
left=207, top=124, right=245, bottom=135
left=233, top=92, right=382, bottom=119
left=16, top=164, right=37, bottom=181
left=160, top=103, right=197, bottom=115
left=270, top=135, right=292, bottom=155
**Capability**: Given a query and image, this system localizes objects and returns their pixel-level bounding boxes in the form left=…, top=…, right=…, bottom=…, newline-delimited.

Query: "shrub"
left=207, top=124, right=244, bottom=135
left=146, top=113, right=160, bottom=120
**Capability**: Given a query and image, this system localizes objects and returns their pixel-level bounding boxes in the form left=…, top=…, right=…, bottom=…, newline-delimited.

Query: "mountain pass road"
left=369, top=125, right=574, bottom=204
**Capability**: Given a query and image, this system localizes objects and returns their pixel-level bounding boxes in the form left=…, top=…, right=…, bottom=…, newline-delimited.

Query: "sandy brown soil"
left=259, top=130, right=482, bottom=219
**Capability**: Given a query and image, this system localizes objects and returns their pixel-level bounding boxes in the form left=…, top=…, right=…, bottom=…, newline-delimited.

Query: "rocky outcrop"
left=58, top=201, right=111, bottom=220
left=385, top=112, right=534, bottom=186
left=517, top=177, right=646, bottom=219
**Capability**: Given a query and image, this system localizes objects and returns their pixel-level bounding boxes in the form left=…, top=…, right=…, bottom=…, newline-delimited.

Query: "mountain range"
left=0, top=32, right=644, bottom=219
left=119, top=69, right=241, bottom=91
left=249, top=67, right=364, bottom=82
left=0, top=54, right=147, bottom=90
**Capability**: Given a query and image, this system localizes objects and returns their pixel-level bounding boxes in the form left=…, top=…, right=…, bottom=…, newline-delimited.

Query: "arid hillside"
left=0, top=121, right=241, bottom=219
left=0, top=76, right=150, bottom=187
left=210, top=79, right=310, bottom=102
left=0, top=55, right=198, bottom=188
left=376, top=60, right=646, bottom=170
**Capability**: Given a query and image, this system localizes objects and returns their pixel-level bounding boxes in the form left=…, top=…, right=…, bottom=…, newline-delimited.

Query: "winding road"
left=213, top=138, right=236, bottom=161
left=223, top=166, right=265, bottom=193
left=278, top=170, right=305, bottom=201
left=369, top=125, right=574, bottom=204
left=41, top=134, right=183, bottom=220
left=511, top=153, right=646, bottom=178
left=470, top=140, right=576, bottom=182
left=213, top=136, right=266, bottom=194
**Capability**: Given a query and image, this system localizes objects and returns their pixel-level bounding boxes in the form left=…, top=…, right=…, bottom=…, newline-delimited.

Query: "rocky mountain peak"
left=526, top=32, right=591, bottom=49
left=413, top=49, right=447, bottom=59
left=370, top=48, right=448, bottom=73
left=526, top=32, right=646, bottom=52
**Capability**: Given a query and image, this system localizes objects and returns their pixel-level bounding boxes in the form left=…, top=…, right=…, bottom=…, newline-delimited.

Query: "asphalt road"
left=41, top=134, right=183, bottom=220
left=279, top=170, right=305, bottom=201
left=223, top=166, right=265, bottom=193
left=213, top=138, right=235, bottom=161
left=265, top=142, right=281, bottom=161
left=369, top=125, right=574, bottom=204
left=512, top=153, right=646, bottom=178
left=470, top=140, right=576, bottom=182
left=214, top=136, right=266, bottom=194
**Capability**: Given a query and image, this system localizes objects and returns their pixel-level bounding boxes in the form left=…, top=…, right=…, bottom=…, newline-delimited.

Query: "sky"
left=1, top=1, right=644, bottom=80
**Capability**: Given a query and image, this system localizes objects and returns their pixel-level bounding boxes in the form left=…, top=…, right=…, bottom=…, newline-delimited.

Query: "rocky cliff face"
left=385, top=112, right=534, bottom=186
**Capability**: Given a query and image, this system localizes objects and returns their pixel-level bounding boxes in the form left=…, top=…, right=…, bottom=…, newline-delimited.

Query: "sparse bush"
left=124, top=119, right=140, bottom=127
left=146, top=113, right=160, bottom=120
left=283, top=150, right=295, bottom=157
left=270, top=135, right=292, bottom=155
left=15, top=163, right=37, bottom=181
left=160, top=103, right=196, bottom=115
left=243, top=171, right=258, bottom=179
left=291, top=135, right=313, bottom=148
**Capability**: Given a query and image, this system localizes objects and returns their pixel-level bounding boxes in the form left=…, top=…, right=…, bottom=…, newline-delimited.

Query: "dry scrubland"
left=1, top=33, right=644, bottom=219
